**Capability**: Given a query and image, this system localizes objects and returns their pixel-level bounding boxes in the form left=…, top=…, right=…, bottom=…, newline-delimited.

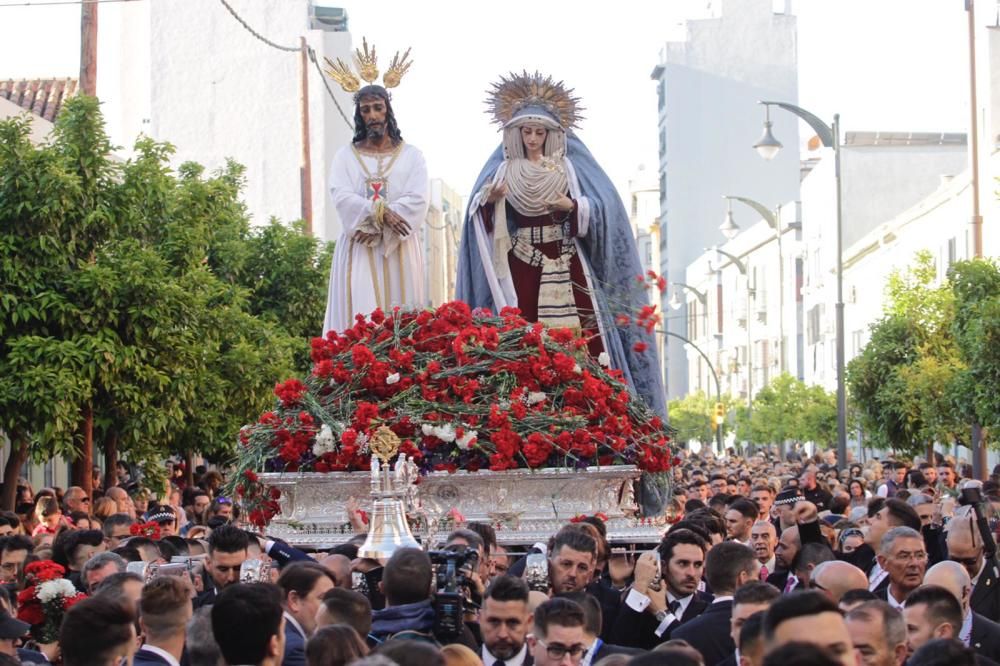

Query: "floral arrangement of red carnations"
left=16, top=561, right=86, bottom=644
left=232, top=300, right=674, bottom=527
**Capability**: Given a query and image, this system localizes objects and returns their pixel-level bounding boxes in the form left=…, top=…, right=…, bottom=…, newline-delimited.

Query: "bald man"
left=810, top=561, right=868, bottom=603
left=924, top=560, right=1000, bottom=662
left=318, top=554, right=351, bottom=589
left=767, top=526, right=801, bottom=592
left=947, top=507, right=1000, bottom=622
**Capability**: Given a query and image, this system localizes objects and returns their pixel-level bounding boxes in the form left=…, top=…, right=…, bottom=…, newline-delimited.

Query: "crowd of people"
left=0, top=448, right=998, bottom=666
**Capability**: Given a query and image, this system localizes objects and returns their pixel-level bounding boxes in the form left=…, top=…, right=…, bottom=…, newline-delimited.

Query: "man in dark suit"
left=211, top=583, right=286, bottom=666
left=133, top=576, right=192, bottom=666
left=481, top=576, right=535, bottom=666
left=716, top=582, right=781, bottom=666
left=873, top=527, right=927, bottom=608
left=672, top=541, right=758, bottom=666
left=194, top=524, right=250, bottom=608
left=555, top=591, right=639, bottom=665
left=925, top=560, right=1000, bottom=663
left=608, top=528, right=713, bottom=651
left=947, top=511, right=1000, bottom=623
left=276, top=561, right=337, bottom=666
left=798, top=497, right=922, bottom=594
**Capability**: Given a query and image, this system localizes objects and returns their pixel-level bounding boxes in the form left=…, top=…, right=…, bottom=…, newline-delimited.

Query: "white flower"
left=37, top=578, right=76, bottom=603
left=456, top=430, right=478, bottom=450
left=356, top=431, right=370, bottom=453
left=313, top=424, right=335, bottom=456
left=421, top=423, right=435, bottom=437
left=573, top=363, right=582, bottom=374
left=386, top=373, right=400, bottom=385
left=527, top=391, right=547, bottom=405
left=432, top=424, right=457, bottom=443
left=598, top=352, right=611, bottom=367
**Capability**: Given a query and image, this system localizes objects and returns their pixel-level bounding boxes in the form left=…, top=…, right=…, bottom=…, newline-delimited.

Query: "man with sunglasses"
left=63, top=486, right=90, bottom=515
left=947, top=507, right=1000, bottom=622
left=529, top=597, right=590, bottom=666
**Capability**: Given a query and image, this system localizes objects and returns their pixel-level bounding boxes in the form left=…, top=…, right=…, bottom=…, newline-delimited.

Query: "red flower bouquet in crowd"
left=130, top=521, right=162, bottom=540
left=16, top=561, right=86, bottom=644
left=232, top=301, right=674, bottom=527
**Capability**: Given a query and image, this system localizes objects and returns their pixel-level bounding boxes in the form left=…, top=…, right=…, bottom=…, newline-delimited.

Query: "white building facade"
left=651, top=0, right=801, bottom=401
left=95, top=0, right=355, bottom=242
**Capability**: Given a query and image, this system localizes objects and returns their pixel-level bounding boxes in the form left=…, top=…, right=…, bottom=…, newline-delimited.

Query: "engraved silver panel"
left=258, top=466, right=665, bottom=547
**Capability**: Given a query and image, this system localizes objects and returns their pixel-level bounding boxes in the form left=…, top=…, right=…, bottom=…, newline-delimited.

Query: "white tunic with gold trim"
left=322, top=142, right=428, bottom=335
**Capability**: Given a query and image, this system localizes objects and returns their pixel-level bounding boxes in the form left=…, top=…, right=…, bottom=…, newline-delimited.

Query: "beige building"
left=424, top=179, right=462, bottom=307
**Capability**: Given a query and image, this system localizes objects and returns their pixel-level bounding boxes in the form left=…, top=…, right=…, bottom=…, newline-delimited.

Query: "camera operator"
left=444, top=529, right=488, bottom=643
left=369, top=547, right=478, bottom=650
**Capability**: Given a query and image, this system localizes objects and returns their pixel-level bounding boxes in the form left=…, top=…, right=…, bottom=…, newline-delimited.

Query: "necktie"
left=668, top=600, right=681, bottom=616
left=783, top=575, right=796, bottom=594
left=494, top=661, right=506, bottom=666
left=759, top=565, right=769, bottom=581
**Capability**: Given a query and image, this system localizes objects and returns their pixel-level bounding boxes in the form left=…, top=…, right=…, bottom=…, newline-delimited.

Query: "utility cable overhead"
left=217, top=0, right=353, bottom=131
left=0, top=0, right=139, bottom=6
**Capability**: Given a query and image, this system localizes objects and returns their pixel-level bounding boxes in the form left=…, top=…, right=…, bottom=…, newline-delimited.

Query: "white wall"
left=96, top=0, right=354, bottom=243
left=654, top=0, right=801, bottom=401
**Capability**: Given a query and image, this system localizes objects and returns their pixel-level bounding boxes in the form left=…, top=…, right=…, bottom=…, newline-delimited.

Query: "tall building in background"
left=96, top=0, right=355, bottom=242
left=651, top=0, right=800, bottom=400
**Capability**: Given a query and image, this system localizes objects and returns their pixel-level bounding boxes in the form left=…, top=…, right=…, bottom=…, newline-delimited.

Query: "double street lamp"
left=753, top=100, right=846, bottom=471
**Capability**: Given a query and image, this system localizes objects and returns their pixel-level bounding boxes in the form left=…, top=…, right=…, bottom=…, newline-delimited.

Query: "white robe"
left=322, top=143, right=429, bottom=335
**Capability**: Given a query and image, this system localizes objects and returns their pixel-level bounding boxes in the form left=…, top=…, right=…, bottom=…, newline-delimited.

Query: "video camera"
left=958, top=481, right=997, bottom=560
left=428, top=546, right=480, bottom=640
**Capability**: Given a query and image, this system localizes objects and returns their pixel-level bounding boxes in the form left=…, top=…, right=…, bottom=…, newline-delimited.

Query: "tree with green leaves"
left=733, top=373, right=837, bottom=448
left=847, top=251, right=965, bottom=458
left=0, top=97, right=327, bottom=507
left=949, top=258, right=1000, bottom=441
left=668, top=391, right=737, bottom=448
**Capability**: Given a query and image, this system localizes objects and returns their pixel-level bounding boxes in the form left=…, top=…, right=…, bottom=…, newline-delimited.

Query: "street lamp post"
left=710, top=247, right=754, bottom=451
left=721, top=195, right=785, bottom=375
left=754, top=100, right=847, bottom=472
left=657, top=328, right=724, bottom=455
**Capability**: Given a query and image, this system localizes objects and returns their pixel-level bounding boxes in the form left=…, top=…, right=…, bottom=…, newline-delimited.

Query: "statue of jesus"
left=322, top=82, right=428, bottom=335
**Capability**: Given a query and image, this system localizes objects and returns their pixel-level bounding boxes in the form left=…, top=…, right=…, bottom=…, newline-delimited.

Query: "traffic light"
left=714, top=402, right=726, bottom=427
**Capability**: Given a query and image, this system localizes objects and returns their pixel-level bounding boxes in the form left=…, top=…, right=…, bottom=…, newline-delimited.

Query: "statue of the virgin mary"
left=456, top=72, right=666, bottom=418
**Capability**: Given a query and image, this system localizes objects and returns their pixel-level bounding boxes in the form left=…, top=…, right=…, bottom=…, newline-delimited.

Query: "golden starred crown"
left=323, top=37, right=413, bottom=94
left=486, top=71, right=584, bottom=129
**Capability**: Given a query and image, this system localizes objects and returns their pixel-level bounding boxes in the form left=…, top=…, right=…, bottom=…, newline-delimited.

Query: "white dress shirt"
left=482, top=643, right=528, bottom=666
left=138, top=645, right=182, bottom=666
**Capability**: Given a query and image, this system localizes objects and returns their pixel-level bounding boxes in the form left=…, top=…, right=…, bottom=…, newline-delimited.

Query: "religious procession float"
left=231, top=300, right=676, bottom=548
left=229, top=42, right=676, bottom=549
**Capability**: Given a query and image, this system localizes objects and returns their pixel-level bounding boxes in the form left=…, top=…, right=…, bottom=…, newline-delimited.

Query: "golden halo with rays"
left=323, top=37, right=414, bottom=94
left=486, top=71, right=584, bottom=130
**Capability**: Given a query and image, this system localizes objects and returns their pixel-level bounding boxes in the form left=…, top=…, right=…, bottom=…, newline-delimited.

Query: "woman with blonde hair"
left=440, top=643, right=483, bottom=666
left=92, top=496, right=117, bottom=522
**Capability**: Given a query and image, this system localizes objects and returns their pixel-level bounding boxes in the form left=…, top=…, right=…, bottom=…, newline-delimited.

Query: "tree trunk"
left=1, top=434, right=29, bottom=511
left=926, top=442, right=935, bottom=466
left=103, top=430, right=117, bottom=491
left=71, top=404, right=94, bottom=497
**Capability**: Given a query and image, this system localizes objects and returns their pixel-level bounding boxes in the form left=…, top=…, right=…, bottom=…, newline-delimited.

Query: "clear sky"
left=0, top=0, right=975, bottom=201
